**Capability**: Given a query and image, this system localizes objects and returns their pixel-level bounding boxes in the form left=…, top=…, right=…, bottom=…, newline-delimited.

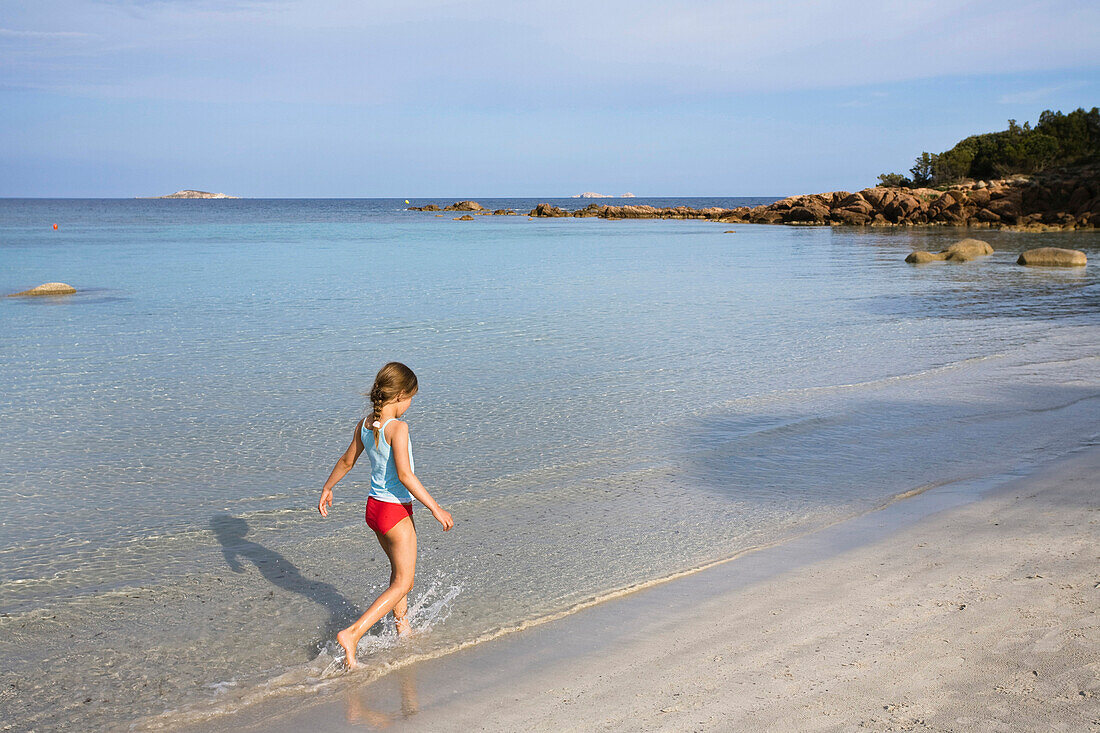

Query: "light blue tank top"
left=363, top=417, right=414, bottom=504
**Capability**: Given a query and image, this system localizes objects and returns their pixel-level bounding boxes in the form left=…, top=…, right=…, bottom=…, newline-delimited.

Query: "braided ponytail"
left=368, top=384, right=384, bottom=446
left=364, top=362, right=419, bottom=447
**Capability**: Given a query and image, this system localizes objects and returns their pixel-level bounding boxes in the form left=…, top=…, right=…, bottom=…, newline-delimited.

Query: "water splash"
left=317, top=577, right=463, bottom=676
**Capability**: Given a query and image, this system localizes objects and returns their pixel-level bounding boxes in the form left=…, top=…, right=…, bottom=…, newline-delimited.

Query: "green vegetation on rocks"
left=879, top=108, right=1100, bottom=188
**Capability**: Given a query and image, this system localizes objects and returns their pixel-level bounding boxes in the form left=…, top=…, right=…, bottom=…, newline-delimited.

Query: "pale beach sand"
left=186, top=444, right=1100, bottom=732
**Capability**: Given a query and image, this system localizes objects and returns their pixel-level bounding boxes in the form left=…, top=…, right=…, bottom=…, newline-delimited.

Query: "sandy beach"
left=191, top=444, right=1100, bottom=732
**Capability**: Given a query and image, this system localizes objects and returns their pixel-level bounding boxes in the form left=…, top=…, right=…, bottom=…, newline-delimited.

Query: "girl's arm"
left=389, top=421, right=454, bottom=531
left=318, top=419, right=366, bottom=517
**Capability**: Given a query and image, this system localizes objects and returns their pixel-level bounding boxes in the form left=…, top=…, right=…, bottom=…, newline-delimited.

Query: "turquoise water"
left=1, top=198, right=1098, bottom=730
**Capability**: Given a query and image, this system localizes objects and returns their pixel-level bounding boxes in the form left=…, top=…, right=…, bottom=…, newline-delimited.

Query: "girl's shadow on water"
left=210, top=514, right=361, bottom=657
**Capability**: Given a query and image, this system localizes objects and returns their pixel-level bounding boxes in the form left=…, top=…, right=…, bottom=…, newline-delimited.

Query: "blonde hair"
left=366, top=362, right=418, bottom=446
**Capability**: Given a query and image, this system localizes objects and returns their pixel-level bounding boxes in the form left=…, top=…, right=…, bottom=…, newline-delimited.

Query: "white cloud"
left=1, top=0, right=1098, bottom=105
left=0, top=28, right=93, bottom=39
left=998, top=82, right=1090, bottom=104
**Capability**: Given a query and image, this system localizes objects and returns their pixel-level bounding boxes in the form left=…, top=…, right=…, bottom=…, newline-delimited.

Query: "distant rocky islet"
left=150, top=190, right=238, bottom=199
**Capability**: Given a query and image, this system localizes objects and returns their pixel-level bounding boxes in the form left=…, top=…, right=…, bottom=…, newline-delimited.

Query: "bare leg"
left=392, top=513, right=415, bottom=637
left=390, top=564, right=412, bottom=637
left=337, top=517, right=417, bottom=669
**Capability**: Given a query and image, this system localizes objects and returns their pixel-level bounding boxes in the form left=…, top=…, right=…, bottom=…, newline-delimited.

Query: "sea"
left=1, top=197, right=1098, bottom=731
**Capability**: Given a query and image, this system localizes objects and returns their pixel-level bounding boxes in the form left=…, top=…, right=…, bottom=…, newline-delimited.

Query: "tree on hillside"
left=909, top=152, right=935, bottom=187
left=876, top=172, right=911, bottom=188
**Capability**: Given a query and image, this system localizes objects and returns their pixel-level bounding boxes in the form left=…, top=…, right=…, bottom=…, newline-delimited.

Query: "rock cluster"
left=903, top=241, right=1088, bottom=268
left=410, top=202, right=519, bottom=215
left=8, top=282, right=77, bottom=296
left=525, top=165, right=1100, bottom=230
left=528, top=202, right=733, bottom=220
left=905, top=239, right=994, bottom=264
left=443, top=201, right=484, bottom=212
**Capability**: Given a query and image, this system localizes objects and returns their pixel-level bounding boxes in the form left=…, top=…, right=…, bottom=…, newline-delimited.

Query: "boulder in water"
left=453, top=214, right=475, bottom=221
left=9, top=282, right=77, bottom=297
left=905, top=251, right=946, bottom=264
left=528, top=203, right=569, bottom=217
left=443, top=201, right=484, bottom=212
left=905, top=238, right=992, bottom=264
left=943, top=238, right=994, bottom=262
left=1016, top=247, right=1087, bottom=267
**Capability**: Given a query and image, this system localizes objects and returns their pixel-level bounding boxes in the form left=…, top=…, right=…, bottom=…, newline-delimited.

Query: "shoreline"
left=181, top=443, right=1100, bottom=732
left=409, top=164, right=1099, bottom=231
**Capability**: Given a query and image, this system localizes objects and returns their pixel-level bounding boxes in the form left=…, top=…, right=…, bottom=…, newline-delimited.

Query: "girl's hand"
left=432, top=507, right=454, bottom=531
left=318, top=489, right=333, bottom=517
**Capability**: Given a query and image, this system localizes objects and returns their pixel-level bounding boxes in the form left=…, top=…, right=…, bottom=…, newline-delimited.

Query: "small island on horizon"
left=146, top=189, right=238, bottom=199
left=572, top=192, right=635, bottom=198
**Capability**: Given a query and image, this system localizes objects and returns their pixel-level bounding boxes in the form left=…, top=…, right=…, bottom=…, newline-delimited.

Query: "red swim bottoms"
left=365, top=496, right=413, bottom=534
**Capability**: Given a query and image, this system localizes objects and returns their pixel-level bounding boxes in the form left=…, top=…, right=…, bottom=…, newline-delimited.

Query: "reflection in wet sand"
left=343, top=667, right=420, bottom=729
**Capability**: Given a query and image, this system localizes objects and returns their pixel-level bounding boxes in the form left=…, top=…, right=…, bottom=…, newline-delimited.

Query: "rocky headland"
left=403, top=166, right=1097, bottom=233
left=153, top=190, right=237, bottom=199
left=521, top=165, right=1099, bottom=231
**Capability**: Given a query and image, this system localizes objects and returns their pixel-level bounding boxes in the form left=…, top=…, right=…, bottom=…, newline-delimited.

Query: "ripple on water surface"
left=0, top=199, right=1098, bottom=731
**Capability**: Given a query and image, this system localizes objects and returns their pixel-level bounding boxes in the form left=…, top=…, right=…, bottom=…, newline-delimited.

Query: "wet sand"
left=185, top=443, right=1100, bottom=732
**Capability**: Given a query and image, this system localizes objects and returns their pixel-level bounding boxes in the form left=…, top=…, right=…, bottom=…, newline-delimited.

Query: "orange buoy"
left=53, top=223, right=59, bottom=230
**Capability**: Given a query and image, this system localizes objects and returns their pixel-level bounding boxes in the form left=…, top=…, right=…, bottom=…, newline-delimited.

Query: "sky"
left=1, top=0, right=1098, bottom=197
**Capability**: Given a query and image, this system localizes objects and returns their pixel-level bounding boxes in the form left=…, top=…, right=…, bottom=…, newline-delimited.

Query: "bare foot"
left=395, top=614, right=413, bottom=638
left=337, top=628, right=359, bottom=670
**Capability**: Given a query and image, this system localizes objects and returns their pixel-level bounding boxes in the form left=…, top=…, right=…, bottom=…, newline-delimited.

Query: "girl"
left=317, top=361, right=454, bottom=669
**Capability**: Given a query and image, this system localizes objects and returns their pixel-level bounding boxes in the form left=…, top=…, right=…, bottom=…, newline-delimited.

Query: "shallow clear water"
left=1, top=198, right=1097, bottom=730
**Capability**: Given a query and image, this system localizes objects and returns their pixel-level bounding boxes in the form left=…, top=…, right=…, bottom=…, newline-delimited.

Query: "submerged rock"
left=1016, top=247, right=1087, bottom=267
left=453, top=214, right=475, bottom=221
left=905, top=251, right=945, bottom=264
left=9, top=282, right=77, bottom=296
